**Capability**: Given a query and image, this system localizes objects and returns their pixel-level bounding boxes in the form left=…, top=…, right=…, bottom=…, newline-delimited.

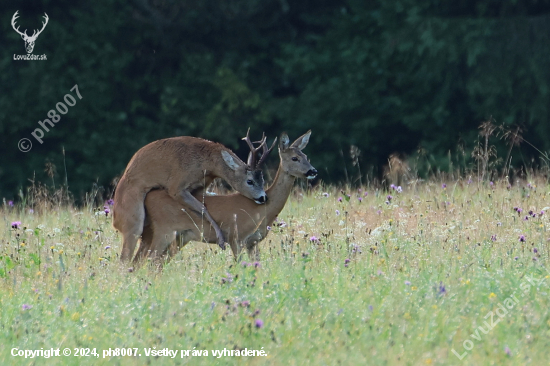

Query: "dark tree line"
left=1, top=0, right=550, bottom=200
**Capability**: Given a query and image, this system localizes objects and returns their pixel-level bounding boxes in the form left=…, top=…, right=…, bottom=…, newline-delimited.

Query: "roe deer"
left=113, top=132, right=268, bottom=261
left=135, top=131, right=316, bottom=262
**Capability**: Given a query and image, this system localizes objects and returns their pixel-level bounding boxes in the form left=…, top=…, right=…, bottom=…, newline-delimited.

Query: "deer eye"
left=292, top=157, right=299, bottom=161
left=247, top=179, right=254, bottom=185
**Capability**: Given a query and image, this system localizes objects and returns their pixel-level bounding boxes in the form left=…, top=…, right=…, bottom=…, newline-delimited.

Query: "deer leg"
left=175, top=190, right=227, bottom=250
left=113, top=183, right=146, bottom=262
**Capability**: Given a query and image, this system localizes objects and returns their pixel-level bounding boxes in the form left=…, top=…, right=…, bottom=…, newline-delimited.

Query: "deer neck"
left=263, top=162, right=295, bottom=222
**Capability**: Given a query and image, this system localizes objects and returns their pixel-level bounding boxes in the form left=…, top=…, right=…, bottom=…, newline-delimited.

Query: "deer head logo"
left=11, top=11, right=49, bottom=54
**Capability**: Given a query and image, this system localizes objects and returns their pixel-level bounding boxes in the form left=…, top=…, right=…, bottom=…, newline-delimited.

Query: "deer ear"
left=291, top=130, right=311, bottom=150
left=279, top=133, right=290, bottom=151
left=221, top=150, right=242, bottom=171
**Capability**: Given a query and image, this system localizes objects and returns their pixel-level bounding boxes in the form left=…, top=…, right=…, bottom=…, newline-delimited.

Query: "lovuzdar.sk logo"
left=11, top=11, right=48, bottom=61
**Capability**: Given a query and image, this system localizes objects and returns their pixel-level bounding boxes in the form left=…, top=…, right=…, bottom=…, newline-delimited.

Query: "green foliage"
left=1, top=0, right=550, bottom=199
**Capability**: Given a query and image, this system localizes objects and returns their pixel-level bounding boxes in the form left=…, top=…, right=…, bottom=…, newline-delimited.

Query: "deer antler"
left=242, top=128, right=267, bottom=169
left=255, top=133, right=277, bottom=168
left=11, top=11, right=28, bottom=37
left=32, top=13, right=49, bottom=39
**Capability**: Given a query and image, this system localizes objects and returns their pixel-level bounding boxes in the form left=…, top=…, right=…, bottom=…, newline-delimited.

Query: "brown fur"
left=113, top=136, right=267, bottom=261
left=135, top=131, right=316, bottom=262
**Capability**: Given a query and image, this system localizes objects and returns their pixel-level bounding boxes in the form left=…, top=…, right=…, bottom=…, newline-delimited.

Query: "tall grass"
left=1, top=174, right=549, bottom=365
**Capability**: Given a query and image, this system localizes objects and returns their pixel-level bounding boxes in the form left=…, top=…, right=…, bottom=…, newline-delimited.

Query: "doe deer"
left=135, top=131, right=317, bottom=262
left=113, top=132, right=268, bottom=262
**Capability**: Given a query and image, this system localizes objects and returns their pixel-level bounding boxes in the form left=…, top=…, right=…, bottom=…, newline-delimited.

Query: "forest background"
left=1, top=0, right=550, bottom=200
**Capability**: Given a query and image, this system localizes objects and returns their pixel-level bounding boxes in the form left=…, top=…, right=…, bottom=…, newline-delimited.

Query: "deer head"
left=12, top=11, right=49, bottom=54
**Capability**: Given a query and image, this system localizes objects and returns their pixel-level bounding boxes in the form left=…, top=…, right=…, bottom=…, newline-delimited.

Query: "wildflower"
left=309, top=236, right=319, bottom=242
left=344, top=258, right=350, bottom=267
left=491, top=235, right=497, bottom=241
left=519, top=235, right=526, bottom=242
left=442, top=183, right=447, bottom=189
left=489, top=292, right=497, bottom=299
left=390, top=184, right=395, bottom=190
left=467, top=178, right=472, bottom=185
left=364, top=191, right=368, bottom=196
left=335, top=210, right=340, bottom=216
left=278, top=220, right=287, bottom=228
left=106, top=199, right=114, bottom=206
left=396, top=186, right=402, bottom=193
left=11, top=221, right=22, bottom=229
left=533, top=248, right=538, bottom=254
left=514, top=256, right=519, bottom=260
left=438, top=282, right=447, bottom=296
left=241, top=261, right=248, bottom=267
left=253, top=261, right=261, bottom=268
left=301, top=252, right=309, bottom=258
left=504, top=346, right=511, bottom=356
left=104, top=207, right=110, bottom=215
left=490, top=181, right=494, bottom=187
left=266, top=226, right=271, bottom=231
left=338, top=197, right=342, bottom=202
left=358, top=197, right=362, bottom=203
left=240, top=300, right=250, bottom=307
left=405, top=281, right=411, bottom=286
left=387, top=195, right=393, bottom=202
left=104, top=245, right=111, bottom=250
left=322, top=192, right=329, bottom=198
left=368, top=305, right=373, bottom=311
left=22, top=304, right=32, bottom=310
left=8, top=200, right=14, bottom=207
left=255, top=319, right=264, bottom=328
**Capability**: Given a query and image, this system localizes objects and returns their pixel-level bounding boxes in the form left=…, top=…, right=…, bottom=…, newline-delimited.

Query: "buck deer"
left=113, top=132, right=269, bottom=262
left=11, top=11, right=49, bottom=54
left=135, top=131, right=316, bottom=262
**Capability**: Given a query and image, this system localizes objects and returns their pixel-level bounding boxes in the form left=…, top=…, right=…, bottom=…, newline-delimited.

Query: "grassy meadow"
left=1, top=177, right=550, bottom=365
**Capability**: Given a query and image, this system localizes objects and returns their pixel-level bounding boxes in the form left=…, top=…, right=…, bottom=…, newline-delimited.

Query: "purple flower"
left=390, top=184, right=396, bottom=190
left=523, top=216, right=529, bottom=221
left=504, top=346, right=511, bottom=356
left=364, top=192, right=368, bottom=196
left=467, top=179, right=472, bottom=185
left=22, top=304, right=32, bottom=310
left=104, top=245, right=111, bottom=250
left=405, top=281, right=411, bottom=286
left=309, top=236, right=319, bottom=242
left=241, top=300, right=250, bottom=307
left=396, top=186, right=402, bottom=193
left=11, top=221, right=21, bottom=229
left=338, top=197, right=342, bottom=202
left=322, top=192, right=329, bottom=198
left=519, top=235, right=526, bottom=242
left=335, top=210, right=340, bottom=216
left=490, top=181, right=494, bottom=186
left=344, top=258, right=350, bottom=267
left=266, top=226, right=271, bottom=231
left=106, top=199, right=114, bottom=206
left=8, top=200, right=14, bottom=207
left=514, top=256, right=519, bottom=260
left=253, top=261, right=261, bottom=268
left=255, top=319, right=264, bottom=328
left=491, top=235, right=497, bottom=241
left=358, top=197, right=362, bottom=203
left=533, top=248, right=538, bottom=254
left=241, top=261, right=248, bottom=267
left=104, top=207, right=110, bottom=215
left=368, top=305, right=373, bottom=311
left=387, top=195, right=393, bottom=201
left=442, top=183, right=447, bottom=189
left=438, top=282, right=447, bottom=296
